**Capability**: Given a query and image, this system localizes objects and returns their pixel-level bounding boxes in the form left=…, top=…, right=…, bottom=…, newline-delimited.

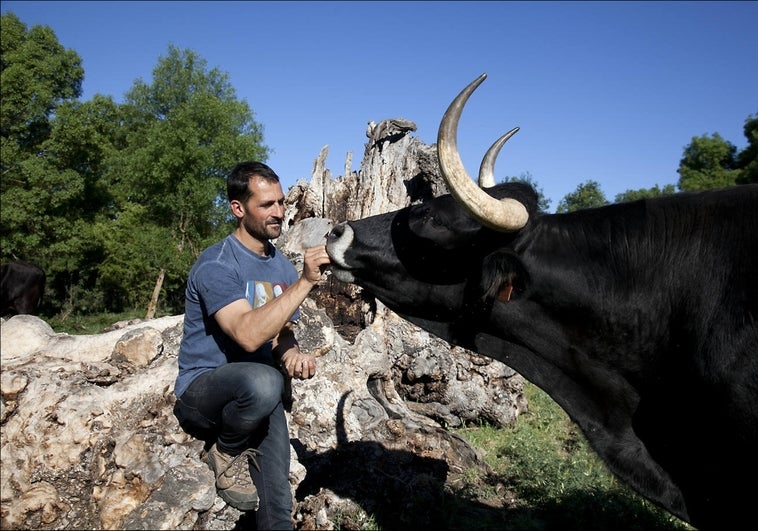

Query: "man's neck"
left=233, top=227, right=269, bottom=256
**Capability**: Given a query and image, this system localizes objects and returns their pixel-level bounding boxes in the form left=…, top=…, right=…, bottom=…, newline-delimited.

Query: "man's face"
left=237, top=176, right=285, bottom=241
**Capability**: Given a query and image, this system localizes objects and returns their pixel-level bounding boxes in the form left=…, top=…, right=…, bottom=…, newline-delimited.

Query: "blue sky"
left=3, top=1, right=757, bottom=210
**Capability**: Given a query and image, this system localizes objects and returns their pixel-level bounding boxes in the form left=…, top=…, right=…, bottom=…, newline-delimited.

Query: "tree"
left=1, top=12, right=84, bottom=266
left=99, top=45, right=269, bottom=312
left=736, top=114, right=757, bottom=185
left=0, top=13, right=83, bottom=149
left=614, top=184, right=676, bottom=203
left=677, top=132, right=739, bottom=192
left=556, top=180, right=608, bottom=213
left=34, top=95, right=127, bottom=313
left=2, top=17, right=270, bottom=316
left=502, top=172, right=552, bottom=212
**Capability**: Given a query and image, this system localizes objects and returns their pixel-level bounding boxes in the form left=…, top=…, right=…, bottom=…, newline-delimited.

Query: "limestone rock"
left=0, top=302, right=522, bottom=529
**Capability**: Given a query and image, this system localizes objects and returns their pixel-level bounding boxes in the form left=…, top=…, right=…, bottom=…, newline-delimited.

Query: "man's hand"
left=303, top=244, right=331, bottom=284
left=280, top=350, right=316, bottom=380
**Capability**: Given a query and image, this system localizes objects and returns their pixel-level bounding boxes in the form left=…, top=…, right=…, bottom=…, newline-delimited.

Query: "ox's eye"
left=420, top=213, right=449, bottom=234
left=420, top=207, right=444, bottom=226
left=408, top=207, right=438, bottom=231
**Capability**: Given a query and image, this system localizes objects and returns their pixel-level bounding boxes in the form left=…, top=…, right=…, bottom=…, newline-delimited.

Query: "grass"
left=44, top=309, right=156, bottom=334
left=445, top=383, right=692, bottom=530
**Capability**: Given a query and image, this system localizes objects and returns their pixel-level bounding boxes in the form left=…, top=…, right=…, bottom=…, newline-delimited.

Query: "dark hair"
left=227, top=161, right=280, bottom=202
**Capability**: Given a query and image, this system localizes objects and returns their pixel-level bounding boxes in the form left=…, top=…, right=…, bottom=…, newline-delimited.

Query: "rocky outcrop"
left=0, top=302, right=524, bottom=529
left=0, top=119, right=526, bottom=530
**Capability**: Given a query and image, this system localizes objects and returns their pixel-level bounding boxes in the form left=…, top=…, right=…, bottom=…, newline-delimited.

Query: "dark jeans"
left=174, top=362, right=292, bottom=530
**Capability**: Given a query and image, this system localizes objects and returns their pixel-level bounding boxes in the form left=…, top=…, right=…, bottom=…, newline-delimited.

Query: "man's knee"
left=236, top=364, right=285, bottom=405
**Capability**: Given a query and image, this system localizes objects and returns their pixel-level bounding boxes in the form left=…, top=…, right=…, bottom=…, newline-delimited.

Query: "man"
left=173, top=161, right=331, bottom=529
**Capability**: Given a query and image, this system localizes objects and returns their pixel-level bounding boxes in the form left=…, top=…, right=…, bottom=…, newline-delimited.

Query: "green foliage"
left=1, top=17, right=269, bottom=317
left=1, top=12, right=85, bottom=267
left=94, top=202, right=180, bottom=311
left=100, top=46, right=269, bottom=312
left=736, top=114, right=758, bottom=184
left=555, top=180, right=609, bottom=213
left=502, top=172, right=553, bottom=212
left=677, top=132, right=740, bottom=191
left=614, top=183, right=676, bottom=203
left=0, top=12, right=83, bottom=145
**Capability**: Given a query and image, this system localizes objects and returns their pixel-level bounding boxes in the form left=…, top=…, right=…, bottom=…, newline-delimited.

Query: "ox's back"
left=529, top=186, right=757, bottom=365
left=0, top=261, right=45, bottom=316
left=488, top=185, right=758, bottom=528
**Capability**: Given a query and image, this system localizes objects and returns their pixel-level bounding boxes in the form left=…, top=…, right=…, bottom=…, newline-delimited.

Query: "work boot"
left=206, top=444, right=261, bottom=511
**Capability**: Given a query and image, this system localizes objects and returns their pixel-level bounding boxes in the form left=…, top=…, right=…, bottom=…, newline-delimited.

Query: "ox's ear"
left=455, top=249, right=529, bottom=345
left=478, top=249, right=530, bottom=302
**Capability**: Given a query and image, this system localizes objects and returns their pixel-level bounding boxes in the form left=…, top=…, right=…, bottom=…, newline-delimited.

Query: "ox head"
left=326, top=74, right=539, bottom=326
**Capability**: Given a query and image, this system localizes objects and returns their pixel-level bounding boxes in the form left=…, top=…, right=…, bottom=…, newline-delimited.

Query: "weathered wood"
left=145, top=268, right=165, bottom=319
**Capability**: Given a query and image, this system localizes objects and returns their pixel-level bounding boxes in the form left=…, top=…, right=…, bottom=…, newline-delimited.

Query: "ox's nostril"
left=328, top=224, right=346, bottom=240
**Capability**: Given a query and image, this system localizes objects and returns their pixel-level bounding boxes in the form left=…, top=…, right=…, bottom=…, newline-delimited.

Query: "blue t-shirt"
left=174, top=234, right=299, bottom=398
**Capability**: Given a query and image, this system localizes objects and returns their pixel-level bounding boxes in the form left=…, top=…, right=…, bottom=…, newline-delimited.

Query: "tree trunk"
left=145, top=268, right=165, bottom=319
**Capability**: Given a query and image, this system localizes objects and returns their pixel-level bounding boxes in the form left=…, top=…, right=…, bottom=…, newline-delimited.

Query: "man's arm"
left=214, top=245, right=330, bottom=354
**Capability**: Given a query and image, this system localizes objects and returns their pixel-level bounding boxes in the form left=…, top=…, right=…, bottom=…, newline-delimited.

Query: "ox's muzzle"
left=325, top=222, right=356, bottom=283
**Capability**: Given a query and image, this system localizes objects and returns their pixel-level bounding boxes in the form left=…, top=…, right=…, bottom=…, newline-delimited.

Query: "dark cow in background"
left=1, top=261, right=45, bottom=316
left=326, top=74, right=757, bottom=529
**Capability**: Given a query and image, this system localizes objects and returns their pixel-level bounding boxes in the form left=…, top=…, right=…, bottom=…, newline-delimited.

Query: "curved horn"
left=438, top=74, right=528, bottom=231
left=478, top=127, right=520, bottom=188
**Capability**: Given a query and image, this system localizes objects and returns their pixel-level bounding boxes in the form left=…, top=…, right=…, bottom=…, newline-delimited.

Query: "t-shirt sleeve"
left=194, top=261, right=247, bottom=316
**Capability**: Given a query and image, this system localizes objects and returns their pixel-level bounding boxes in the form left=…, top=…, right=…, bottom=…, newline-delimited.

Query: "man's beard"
left=242, top=217, right=282, bottom=241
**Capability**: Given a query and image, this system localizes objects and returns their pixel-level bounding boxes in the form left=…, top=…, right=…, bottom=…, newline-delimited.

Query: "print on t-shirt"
left=246, top=280, right=287, bottom=308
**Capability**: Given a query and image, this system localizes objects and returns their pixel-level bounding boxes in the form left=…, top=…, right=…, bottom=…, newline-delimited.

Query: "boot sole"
left=217, top=489, right=259, bottom=512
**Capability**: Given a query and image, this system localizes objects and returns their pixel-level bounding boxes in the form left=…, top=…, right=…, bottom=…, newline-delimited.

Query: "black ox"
left=1, top=260, right=45, bottom=316
left=326, top=74, right=757, bottom=529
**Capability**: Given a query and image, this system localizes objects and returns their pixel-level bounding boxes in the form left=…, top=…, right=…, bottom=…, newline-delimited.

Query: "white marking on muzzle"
left=326, top=222, right=356, bottom=283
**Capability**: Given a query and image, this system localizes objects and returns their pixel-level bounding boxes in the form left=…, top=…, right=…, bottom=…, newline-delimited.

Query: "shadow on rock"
left=295, top=437, right=449, bottom=529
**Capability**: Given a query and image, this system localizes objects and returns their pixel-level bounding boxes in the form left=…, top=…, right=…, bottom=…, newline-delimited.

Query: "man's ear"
left=230, top=199, right=245, bottom=219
